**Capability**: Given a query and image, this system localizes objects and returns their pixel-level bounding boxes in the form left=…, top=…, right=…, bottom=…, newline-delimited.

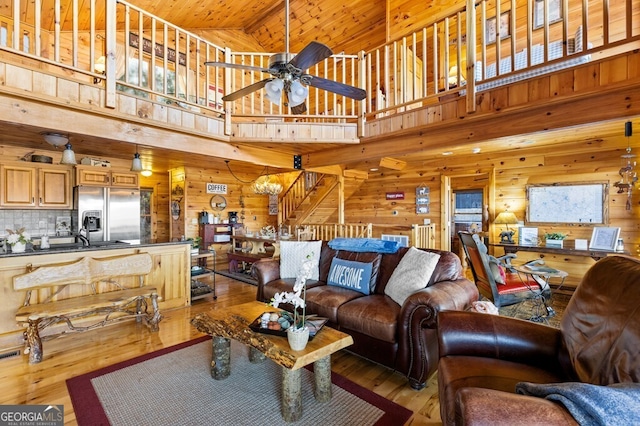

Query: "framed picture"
left=589, top=227, right=620, bottom=251
left=526, top=182, right=608, bottom=225
left=519, top=227, right=539, bottom=246
left=486, top=11, right=511, bottom=44
left=534, top=0, right=562, bottom=29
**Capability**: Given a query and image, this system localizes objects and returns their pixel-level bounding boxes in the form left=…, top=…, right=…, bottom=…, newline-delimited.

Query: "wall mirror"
left=526, top=182, right=609, bottom=225
left=210, top=195, right=227, bottom=211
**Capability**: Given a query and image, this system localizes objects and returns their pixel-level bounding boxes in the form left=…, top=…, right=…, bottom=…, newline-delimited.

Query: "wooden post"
left=313, top=355, right=332, bottom=402
left=281, top=367, right=302, bottom=422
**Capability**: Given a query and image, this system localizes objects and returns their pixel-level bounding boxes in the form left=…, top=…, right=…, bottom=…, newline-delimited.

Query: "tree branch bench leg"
left=25, top=317, right=43, bottom=364
left=147, top=293, right=162, bottom=332
left=249, top=346, right=266, bottom=363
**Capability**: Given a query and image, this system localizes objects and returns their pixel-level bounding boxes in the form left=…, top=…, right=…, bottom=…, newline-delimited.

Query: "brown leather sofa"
left=253, top=242, right=478, bottom=389
left=437, top=255, right=640, bottom=425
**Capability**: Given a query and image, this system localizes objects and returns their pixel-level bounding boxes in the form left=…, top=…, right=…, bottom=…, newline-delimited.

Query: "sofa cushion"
left=279, top=240, right=322, bottom=280
left=384, top=247, right=441, bottom=306
left=305, top=285, right=364, bottom=323
left=318, top=242, right=338, bottom=282
left=328, top=258, right=374, bottom=295
left=336, top=251, right=382, bottom=292
left=338, top=294, right=401, bottom=343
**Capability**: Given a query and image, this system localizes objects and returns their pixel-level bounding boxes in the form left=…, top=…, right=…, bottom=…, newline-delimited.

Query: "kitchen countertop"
left=0, top=240, right=191, bottom=258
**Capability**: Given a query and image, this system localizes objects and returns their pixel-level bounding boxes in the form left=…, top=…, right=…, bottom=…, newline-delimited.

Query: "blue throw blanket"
left=516, top=382, right=640, bottom=425
left=328, top=238, right=400, bottom=254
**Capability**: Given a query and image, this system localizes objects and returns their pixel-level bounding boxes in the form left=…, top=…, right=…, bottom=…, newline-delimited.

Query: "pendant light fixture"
left=131, top=146, right=143, bottom=172
left=615, top=121, right=638, bottom=210
left=60, top=143, right=77, bottom=165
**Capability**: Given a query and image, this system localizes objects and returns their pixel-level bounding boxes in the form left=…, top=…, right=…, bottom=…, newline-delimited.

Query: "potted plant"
left=188, top=236, right=202, bottom=255
left=544, top=232, right=567, bottom=248
left=5, top=227, right=31, bottom=253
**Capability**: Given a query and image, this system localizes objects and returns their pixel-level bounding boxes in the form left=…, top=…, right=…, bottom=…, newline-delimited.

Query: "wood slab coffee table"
left=191, top=301, right=354, bottom=422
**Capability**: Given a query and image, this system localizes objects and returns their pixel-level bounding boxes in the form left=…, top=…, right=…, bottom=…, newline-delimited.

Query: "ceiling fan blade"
left=205, top=61, right=274, bottom=74
left=284, top=90, right=307, bottom=114
left=290, top=103, right=307, bottom=115
left=289, top=41, right=333, bottom=72
left=222, top=79, right=273, bottom=102
left=307, top=76, right=367, bottom=100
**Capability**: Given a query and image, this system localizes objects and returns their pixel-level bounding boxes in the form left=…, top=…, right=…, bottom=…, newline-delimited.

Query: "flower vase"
left=287, top=327, right=310, bottom=351
left=11, top=242, right=26, bottom=253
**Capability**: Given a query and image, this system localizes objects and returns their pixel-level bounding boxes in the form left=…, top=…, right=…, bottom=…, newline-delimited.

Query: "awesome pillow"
left=327, top=258, right=374, bottom=295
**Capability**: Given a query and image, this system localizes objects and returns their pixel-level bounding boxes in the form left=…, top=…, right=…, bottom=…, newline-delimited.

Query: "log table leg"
left=249, top=346, right=266, bottom=363
left=281, top=367, right=302, bottom=422
left=314, top=355, right=332, bottom=402
left=211, top=336, right=231, bottom=380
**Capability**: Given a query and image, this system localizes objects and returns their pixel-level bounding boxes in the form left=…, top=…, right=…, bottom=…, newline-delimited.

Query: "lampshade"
left=251, top=175, right=282, bottom=195
left=494, top=211, right=518, bottom=225
left=265, top=79, right=284, bottom=105
left=288, top=80, right=308, bottom=107
left=131, top=152, right=143, bottom=172
left=43, top=133, right=69, bottom=147
left=60, top=143, right=77, bottom=165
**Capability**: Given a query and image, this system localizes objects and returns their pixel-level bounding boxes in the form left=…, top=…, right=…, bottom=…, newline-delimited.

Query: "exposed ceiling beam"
left=379, top=157, right=406, bottom=170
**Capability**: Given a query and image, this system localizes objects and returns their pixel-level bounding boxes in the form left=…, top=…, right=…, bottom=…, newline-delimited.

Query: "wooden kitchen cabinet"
left=76, top=165, right=139, bottom=188
left=0, top=163, right=72, bottom=208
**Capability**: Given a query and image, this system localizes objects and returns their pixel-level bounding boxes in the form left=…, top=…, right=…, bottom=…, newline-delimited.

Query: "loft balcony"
left=0, top=0, right=638, bottom=169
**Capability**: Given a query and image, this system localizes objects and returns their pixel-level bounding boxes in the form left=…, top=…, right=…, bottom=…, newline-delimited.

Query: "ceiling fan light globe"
left=288, top=80, right=308, bottom=107
left=265, top=79, right=284, bottom=105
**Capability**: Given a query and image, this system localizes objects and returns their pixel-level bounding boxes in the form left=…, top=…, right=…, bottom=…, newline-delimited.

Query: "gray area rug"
left=89, top=340, right=387, bottom=426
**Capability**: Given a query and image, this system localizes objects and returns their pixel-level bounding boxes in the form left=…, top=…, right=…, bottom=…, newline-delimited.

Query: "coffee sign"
left=206, top=183, right=227, bottom=194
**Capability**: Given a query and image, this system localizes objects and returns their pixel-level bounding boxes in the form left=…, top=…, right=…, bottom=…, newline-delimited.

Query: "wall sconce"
left=494, top=210, right=518, bottom=244
left=60, top=143, right=77, bottom=165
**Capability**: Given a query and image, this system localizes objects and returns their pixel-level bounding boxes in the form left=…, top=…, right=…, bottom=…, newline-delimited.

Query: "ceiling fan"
left=204, top=1, right=366, bottom=115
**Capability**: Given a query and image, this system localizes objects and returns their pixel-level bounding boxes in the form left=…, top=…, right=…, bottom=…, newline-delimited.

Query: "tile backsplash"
left=0, top=209, right=73, bottom=238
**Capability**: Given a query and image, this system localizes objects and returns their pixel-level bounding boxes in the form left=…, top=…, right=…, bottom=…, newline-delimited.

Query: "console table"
left=490, top=241, right=624, bottom=261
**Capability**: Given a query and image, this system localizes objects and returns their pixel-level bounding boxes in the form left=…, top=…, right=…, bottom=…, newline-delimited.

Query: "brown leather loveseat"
left=437, top=255, right=640, bottom=425
left=253, top=241, right=478, bottom=389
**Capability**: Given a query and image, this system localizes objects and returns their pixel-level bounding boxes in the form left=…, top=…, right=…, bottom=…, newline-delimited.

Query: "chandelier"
left=251, top=174, right=283, bottom=195
left=615, top=121, right=638, bottom=210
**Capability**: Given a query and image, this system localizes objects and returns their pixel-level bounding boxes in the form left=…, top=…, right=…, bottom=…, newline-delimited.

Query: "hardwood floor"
left=0, top=276, right=442, bottom=425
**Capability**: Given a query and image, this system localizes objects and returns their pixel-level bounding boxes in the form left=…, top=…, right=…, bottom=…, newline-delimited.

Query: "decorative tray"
left=249, top=311, right=328, bottom=340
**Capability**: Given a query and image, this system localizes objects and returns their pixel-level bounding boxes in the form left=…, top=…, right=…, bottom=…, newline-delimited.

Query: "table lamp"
left=494, top=210, right=518, bottom=243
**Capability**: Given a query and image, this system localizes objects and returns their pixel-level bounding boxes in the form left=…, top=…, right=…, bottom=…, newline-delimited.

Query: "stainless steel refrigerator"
left=74, top=186, right=141, bottom=244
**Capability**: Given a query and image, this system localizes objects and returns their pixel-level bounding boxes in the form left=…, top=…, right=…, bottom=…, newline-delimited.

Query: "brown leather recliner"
left=437, top=255, right=640, bottom=425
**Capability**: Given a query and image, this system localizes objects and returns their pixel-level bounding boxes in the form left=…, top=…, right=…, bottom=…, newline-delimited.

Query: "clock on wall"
left=210, top=195, right=227, bottom=211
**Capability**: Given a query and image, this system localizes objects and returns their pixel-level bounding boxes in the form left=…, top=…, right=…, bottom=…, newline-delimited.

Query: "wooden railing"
left=411, top=224, right=437, bottom=249
left=279, top=171, right=321, bottom=225
left=0, top=0, right=637, bottom=127
left=300, top=223, right=373, bottom=241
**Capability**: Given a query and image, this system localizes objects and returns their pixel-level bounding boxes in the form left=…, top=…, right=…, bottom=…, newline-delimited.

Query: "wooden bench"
left=13, top=253, right=161, bottom=364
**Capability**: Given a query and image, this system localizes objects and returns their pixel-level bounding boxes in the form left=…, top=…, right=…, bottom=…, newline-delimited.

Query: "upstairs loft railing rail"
left=0, top=0, right=638, bottom=128
left=364, top=0, right=640, bottom=118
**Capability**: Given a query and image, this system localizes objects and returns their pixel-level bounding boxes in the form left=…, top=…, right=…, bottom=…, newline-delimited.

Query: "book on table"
left=524, top=264, right=560, bottom=274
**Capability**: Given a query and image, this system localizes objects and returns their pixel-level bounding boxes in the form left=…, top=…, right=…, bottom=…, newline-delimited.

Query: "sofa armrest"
left=400, top=278, right=479, bottom=329
left=456, top=388, right=578, bottom=426
left=399, top=277, right=478, bottom=389
left=438, top=310, right=563, bottom=368
left=252, top=259, right=281, bottom=302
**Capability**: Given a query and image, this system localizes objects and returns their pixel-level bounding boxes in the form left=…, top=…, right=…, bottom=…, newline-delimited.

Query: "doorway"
left=451, top=189, right=484, bottom=259
left=440, top=172, right=493, bottom=255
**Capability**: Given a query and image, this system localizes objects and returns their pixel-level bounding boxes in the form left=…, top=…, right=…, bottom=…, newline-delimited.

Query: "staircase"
left=279, top=172, right=365, bottom=227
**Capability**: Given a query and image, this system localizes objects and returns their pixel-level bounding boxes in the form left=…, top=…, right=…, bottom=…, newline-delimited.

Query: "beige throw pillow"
left=384, top=247, right=441, bottom=306
left=279, top=240, right=322, bottom=280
